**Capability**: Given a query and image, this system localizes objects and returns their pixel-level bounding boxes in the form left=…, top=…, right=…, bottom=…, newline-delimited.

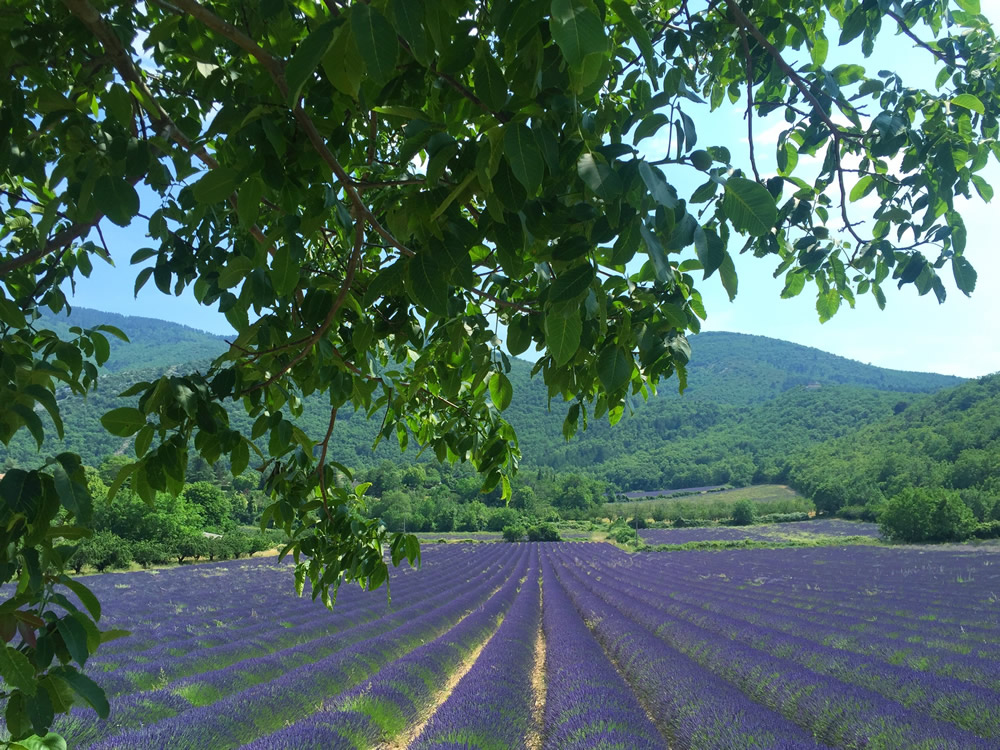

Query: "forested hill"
left=784, top=373, right=1000, bottom=516
left=2, top=309, right=964, bottom=476
left=38, top=307, right=228, bottom=372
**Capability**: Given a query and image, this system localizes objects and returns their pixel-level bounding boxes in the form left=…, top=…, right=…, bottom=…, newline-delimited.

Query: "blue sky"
left=63, top=9, right=999, bottom=378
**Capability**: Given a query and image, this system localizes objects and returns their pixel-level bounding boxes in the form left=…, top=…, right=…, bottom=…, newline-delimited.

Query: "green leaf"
left=549, top=263, right=595, bottom=303
left=849, top=175, right=875, bottom=202
left=285, top=20, right=336, bottom=104
left=544, top=307, right=582, bottom=366
left=638, top=162, right=677, bottom=208
left=405, top=252, right=449, bottom=316
left=971, top=174, right=993, bottom=202
left=577, top=153, right=621, bottom=200
left=816, top=288, right=841, bottom=322
left=0, top=646, right=37, bottom=696
left=955, top=0, right=980, bottom=14
left=489, top=372, right=513, bottom=411
left=718, top=251, right=738, bottom=301
left=192, top=168, right=240, bottom=205
left=391, top=0, right=429, bottom=65
left=722, top=177, right=777, bottom=236
left=93, top=176, right=139, bottom=228
left=952, top=255, right=977, bottom=295
left=503, top=124, right=543, bottom=194
left=60, top=578, right=100, bottom=622
left=51, top=668, right=108, bottom=719
left=952, top=93, right=985, bottom=115
left=597, top=347, right=632, bottom=393
left=474, top=54, right=508, bottom=112
left=781, top=271, right=806, bottom=298
left=351, top=3, right=398, bottom=83
left=632, top=113, right=668, bottom=145
left=811, top=30, right=829, bottom=66
left=270, top=246, right=299, bottom=298
left=550, top=0, right=607, bottom=67
left=100, top=407, right=146, bottom=437
left=610, top=0, right=655, bottom=77
left=57, top=616, right=90, bottom=666
left=231, top=439, right=250, bottom=477
left=693, top=226, right=725, bottom=279
left=238, top=176, right=264, bottom=229
left=11, top=732, right=67, bottom=750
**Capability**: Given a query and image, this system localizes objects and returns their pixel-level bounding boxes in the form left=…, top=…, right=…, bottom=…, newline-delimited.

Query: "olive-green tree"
left=1, top=0, right=997, bottom=741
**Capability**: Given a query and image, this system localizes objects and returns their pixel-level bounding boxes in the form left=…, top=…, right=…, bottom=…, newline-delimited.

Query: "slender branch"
left=738, top=28, right=761, bottom=182
left=315, top=406, right=338, bottom=516
left=885, top=9, right=962, bottom=67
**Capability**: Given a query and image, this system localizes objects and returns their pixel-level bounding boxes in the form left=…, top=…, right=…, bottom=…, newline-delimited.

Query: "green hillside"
left=785, top=373, right=1000, bottom=518
left=3, top=309, right=964, bottom=482
left=38, top=307, right=229, bottom=372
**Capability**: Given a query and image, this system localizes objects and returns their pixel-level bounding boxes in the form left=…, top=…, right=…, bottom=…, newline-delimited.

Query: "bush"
left=613, top=527, right=636, bottom=544
left=673, top=517, right=711, bottom=528
left=973, top=521, right=1000, bottom=540
left=248, top=534, right=273, bottom=555
left=879, top=488, right=976, bottom=543
left=526, top=523, right=561, bottom=542
left=730, top=500, right=757, bottom=526
left=71, top=532, right=133, bottom=573
left=174, top=533, right=209, bottom=563
left=501, top=525, right=525, bottom=543
left=131, top=540, right=169, bottom=568
left=838, top=505, right=879, bottom=522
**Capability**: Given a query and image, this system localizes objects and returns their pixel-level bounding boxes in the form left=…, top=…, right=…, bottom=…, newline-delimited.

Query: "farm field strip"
left=411, top=551, right=541, bottom=749
left=241, top=547, right=534, bottom=749
left=565, top=552, right=1000, bottom=743
left=58, top=545, right=520, bottom=748
left=539, top=554, right=665, bottom=750
left=638, top=520, right=882, bottom=545
left=36, top=542, right=1000, bottom=749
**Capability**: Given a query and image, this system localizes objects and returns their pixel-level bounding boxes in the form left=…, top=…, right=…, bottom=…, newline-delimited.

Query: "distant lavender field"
left=640, top=519, right=882, bottom=545
left=42, top=541, right=1000, bottom=749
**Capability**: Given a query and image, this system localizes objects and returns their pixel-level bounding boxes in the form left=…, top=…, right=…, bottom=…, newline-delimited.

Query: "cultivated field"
left=51, top=543, right=1000, bottom=748
left=639, top=518, right=882, bottom=545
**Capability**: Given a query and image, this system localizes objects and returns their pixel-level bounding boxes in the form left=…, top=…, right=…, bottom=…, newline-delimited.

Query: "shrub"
left=526, top=523, right=561, bottom=542
left=973, top=521, right=1000, bottom=540
left=71, top=532, right=133, bottom=573
left=730, top=500, right=757, bottom=526
left=838, top=505, right=879, bottom=522
left=131, top=540, right=169, bottom=568
left=501, top=525, right=525, bottom=543
left=613, top=527, right=636, bottom=544
left=879, top=488, right=976, bottom=543
left=673, top=517, right=711, bottom=528
left=174, top=533, right=209, bottom=563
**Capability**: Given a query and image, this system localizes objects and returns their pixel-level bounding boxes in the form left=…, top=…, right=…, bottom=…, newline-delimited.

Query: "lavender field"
left=47, top=542, right=1000, bottom=749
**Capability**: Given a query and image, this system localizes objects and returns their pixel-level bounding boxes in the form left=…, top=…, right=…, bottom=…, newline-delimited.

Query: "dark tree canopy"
left=0, top=0, right=997, bottom=740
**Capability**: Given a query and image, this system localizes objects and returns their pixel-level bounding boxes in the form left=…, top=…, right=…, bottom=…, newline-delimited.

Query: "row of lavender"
left=548, top=544, right=1000, bottom=748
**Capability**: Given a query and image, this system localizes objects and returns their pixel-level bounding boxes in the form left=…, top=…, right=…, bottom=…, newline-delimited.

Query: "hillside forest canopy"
left=1, top=0, right=998, bottom=741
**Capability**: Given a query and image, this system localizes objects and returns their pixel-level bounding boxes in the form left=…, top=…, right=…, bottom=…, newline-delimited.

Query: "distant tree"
left=502, top=525, right=526, bottom=543
left=731, top=499, right=757, bottom=526
left=527, top=524, right=562, bottom=543
left=879, top=488, right=975, bottom=543
left=71, top=532, right=133, bottom=573
left=183, top=481, right=234, bottom=528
